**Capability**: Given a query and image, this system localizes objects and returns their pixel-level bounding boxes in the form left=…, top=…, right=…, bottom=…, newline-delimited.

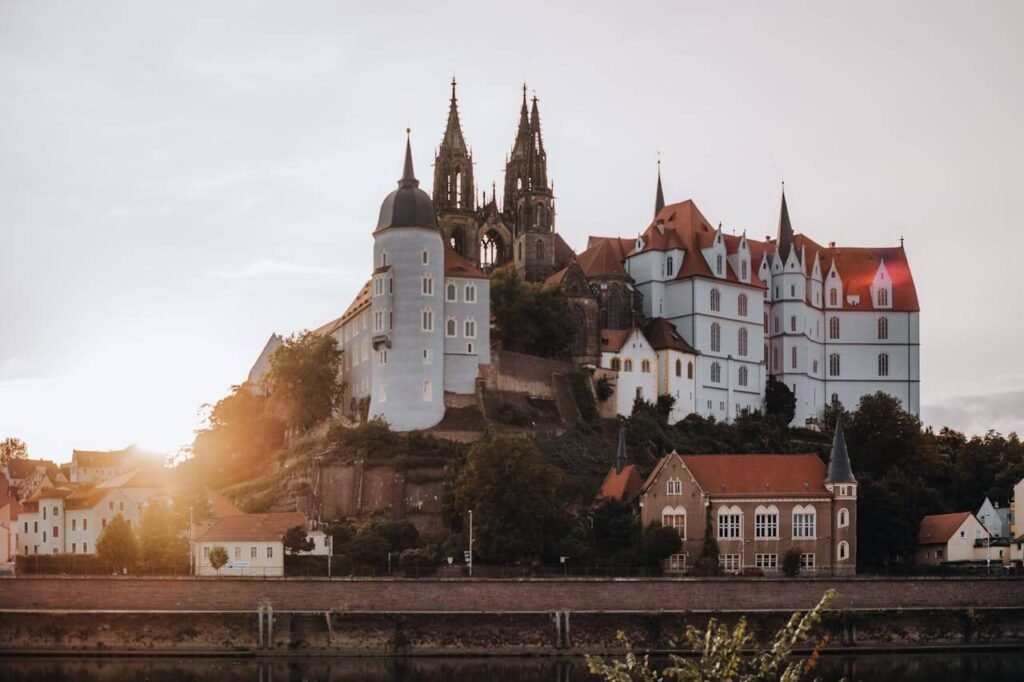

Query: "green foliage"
left=586, top=590, right=840, bottom=682
left=96, top=514, right=138, bottom=573
left=453, top=432, right=570, bottom=563
left=640, top=522, right=682, bottom=570
left=490, top=268, right=572, bottom=358
left=592, top=500, right=641, bottom=566
left=595, top=376, right=614, bottom=403
left=0, top=437, right=28, bottom=467
left=191, top=383, right=284, bottom=488
left=137, top=503, right=188, bottom=574
left=691, top=512, right=722, bottom=577
left=328, top=418, right=465, bottom=467
left=324, top=518, right=356, bottom=549
left=345, top=529, right=390, bottom=566
left=374, top=520, right=420, bottom=553
left=765, top=375, right=797, bottom=425
left=570, top=371, right=599, bottom=424
left=283, top=526, right=314, bottom=554
left=655, top=394, right=677, bottom=422
left=208, top=545, right=229, bottom=572
left=266, top=331, right=345, bottom=431
left=782, top=548, right=802, bottom=577
left=398, top=548, right=435, bottom=572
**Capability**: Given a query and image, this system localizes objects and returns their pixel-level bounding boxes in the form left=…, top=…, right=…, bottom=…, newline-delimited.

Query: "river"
left=0, top=653, right=1021, bottom=681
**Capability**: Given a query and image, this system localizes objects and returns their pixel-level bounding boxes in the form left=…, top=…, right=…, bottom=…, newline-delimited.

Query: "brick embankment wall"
left=1, top=577, right=1022, bottom=613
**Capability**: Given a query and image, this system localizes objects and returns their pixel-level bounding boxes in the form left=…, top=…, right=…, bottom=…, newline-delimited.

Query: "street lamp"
left=468, top=509, right=474, bottom=578
left=980, top=513, right=992, bottom=574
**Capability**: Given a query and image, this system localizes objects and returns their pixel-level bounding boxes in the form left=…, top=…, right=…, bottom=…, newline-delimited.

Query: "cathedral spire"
left=530, top=93, right=545, bottom=153
left=400, top=128, right=418, bottom=189
left=655, top=159, right=665, bottom=217
left=615, top=424, right=627, bottom=474
left=512, top=83, right=531, bottom=157
left=777, top=182, right=794, bottom=263
left=440, top=77, right=467, bottom=153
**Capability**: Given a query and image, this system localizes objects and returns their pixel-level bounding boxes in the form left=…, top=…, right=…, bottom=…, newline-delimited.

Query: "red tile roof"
left=444, top=243, right=488, bottom=279
left=917, top=512, right=977, bottom=545
left=576, top=237, right=632, bottom=279
left=314, top=279, right=372, bottom=337
left=596, top=465, right=644, bottom=503
left=643, top=318, right=697, bottom=354
left=554, top=233, right=577, bottom=267
left=6, top=459, right=60, bottom=481
left=600, top=328, right=633, bottom=353
left=641, top=452, right=830, bottom=497
left=197, top=512, right=307, bottom=542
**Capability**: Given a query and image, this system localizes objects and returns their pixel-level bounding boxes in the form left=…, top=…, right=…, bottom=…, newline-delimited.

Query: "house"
left=3, top=458, right=66, bottom=501
left=192, top=511, right=307, bottom=577
left=977, top=497, right=1011, bottom=539
left=916, top=512, right=992, bottom=566
left=595, top=427, right=644, bottom=506
left=69, top=445, right=159, bottom=484
left=0, top=474, right=21, bottom=572
left=1010, top=479, right=1024, bottom=565
left=638, top=422, right=857, bottom=575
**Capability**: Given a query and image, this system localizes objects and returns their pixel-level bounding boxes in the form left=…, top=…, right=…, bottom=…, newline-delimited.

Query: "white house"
left=192, top=512, right=307, bottom=577
left=916, top=511, right=992, bottom=566
left=977, top=497, right=1011, bottom=539
left=600, top=328, right=657, bottom=417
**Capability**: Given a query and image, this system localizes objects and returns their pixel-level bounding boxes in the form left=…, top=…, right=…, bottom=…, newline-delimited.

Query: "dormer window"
left=877, top=289, right=889, bottom=306
left=666, top=478, right=682, bottom=496
left=716, top=254, right=723, bottom=276
left=740, top=260, right=748, bottom=280
left=666, top=256, right=674, bottom=277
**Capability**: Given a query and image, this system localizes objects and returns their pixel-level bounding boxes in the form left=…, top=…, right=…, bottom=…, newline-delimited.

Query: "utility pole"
left=189, top=506, right=194, bottom=577
left=468, top=509, right=474, bottom=578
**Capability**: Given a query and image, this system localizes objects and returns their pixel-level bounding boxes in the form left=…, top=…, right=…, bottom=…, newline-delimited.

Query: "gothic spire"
left=655, top=159, right=665, bottom=217
left=777, top=183, right=794, bottom=263
left=615, top=424, right=627, bottom=474
left=440, top=77, right=467, bottom=153
left=530, top=93, right=545, bottom=153
left=512, top=83, right=531, bottom=157
left=400, top=128, right=418, bottom=189
left=825, top=420, right=856, bottom=484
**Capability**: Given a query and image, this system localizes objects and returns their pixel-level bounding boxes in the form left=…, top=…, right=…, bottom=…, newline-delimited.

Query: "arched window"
left=829, top=317, right=840, bottom=339
left=687, top=361, right=694, bottom=379
left=607, top=287, right=623, bottom=329
left=831, top=392, right=839, bottom=405
left=641, top=359, right=651, bottom=373
left=716, top=254, right=723, bottom=275
left=446, top=283, right=457, bottom=301
left=446, top=318, right=457, bottom=337
left=877, top=288, right=889, bottom=306
left=738, top=293, right=748, bottom=317
left=878, top=353, right=889, bottom=377
left=710, top=288, right=721, bottom=312
left=661, top=505, right=686, bottom=538
left=829, top=353, right=840, bottom=377
left=710, top=362, right=721, bottom=383
left=666, top=479, right=682, bottom=496
left=790, top=315, right=797, bottom=332
left=610, top=357, right=621, bottom=371
left=675, top=359, right=682, bottom=377
left=536, top=239, right=544, bottom=261
left=717, top=505, right=743, bottom=539
left=666, top=256, right=674, bottom=277
left=710, top=323, right=721, bottom=352
left=829, top=288, right=838, bottom=306
left=878, top=317, right=889, bottom=340
left=837, top=541, right=850, bottom=561
left=480, top=231, right=503, bottom=267
left=792, top=505, right=817, bottom=539
left=623, top=359, right=633, bottom=372
left=754, top=505, right=779, bottom=538
left=738, top=328, right=748, bottom=356
left=738, top=366, right=748, bottom=387
left=741, top=260, right=748, bottom=280
left=838, top=508, right=849, bottom=528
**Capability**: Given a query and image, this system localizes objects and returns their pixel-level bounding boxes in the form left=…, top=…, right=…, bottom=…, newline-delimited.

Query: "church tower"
left=505, top=86, right=557, bottom=282
left=433, top=78, right=479, bottom=264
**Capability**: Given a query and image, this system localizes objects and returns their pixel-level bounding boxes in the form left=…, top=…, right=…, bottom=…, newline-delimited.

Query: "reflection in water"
left=0, top=653, right=1021, bottom=681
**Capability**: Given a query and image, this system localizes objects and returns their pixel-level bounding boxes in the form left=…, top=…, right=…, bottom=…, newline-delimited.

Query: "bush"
left=782, top=548, right=802, bottom=577
left=345, top=529, right=390, bottom=567
left=373, top=520, right=420, bottom=553
left=641, top=522, right=682, bottom=570
left=398, top=548, right=436, bottom=575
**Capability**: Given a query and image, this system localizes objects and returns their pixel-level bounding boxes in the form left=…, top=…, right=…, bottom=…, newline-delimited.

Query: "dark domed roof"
left=376, top=134, right=438, bottom=231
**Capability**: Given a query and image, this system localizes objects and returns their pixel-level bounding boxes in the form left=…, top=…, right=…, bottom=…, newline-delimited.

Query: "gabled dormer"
left=758, top=253, right=771, bottom=299
left=728, top=232, right=752, bottom=284
left=824, top=259, right=843, bottom=309
left=870, top=259, right=893, bottom=309
left=811, top=252, right=823, bottom=282
left=701, top=224, right=728, bottom=279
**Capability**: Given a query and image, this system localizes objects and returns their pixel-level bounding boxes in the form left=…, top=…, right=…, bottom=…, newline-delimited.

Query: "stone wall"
left=482, top=350, right=575, bottom=398
left=319, top=462, right=448, bottom=534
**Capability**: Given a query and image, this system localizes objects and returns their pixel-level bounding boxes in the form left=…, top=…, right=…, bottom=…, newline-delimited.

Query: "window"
left=790, top=316, right=796, bottom=332
left=791, top=346, right=797, bottom=369
left=838, top=508, right=849, bottom=528
left=666, top=256, right=674, bottom=276
left=718, top=507, right=742, bottom=539
left=267, top=546, right=273, bottom=558
left=878, top=353, right=889, bottom=377
left=251, top=546, right=258, bottom=559
left=53, top=526, right=58, bottom=538
left=422, top=380, right=433, bottom=402
left=234, top=547, right=241, bottom=560
left=446, top=283, right=457, bottom=301
left=675, top=359, right=682, bottom=377
left=610, top=357, right=621, bottom=371
left=738, top=293, right=748, bottom=317
left=446, top=318, right=457, bottom=337
left=773, top=317, right=780, bottom=333
left=467, top=342, right=474, bottom=354
left=662, top=506, right=686, bottom=538
left=831, top=392, right=839, bottom=405
left=738, top=328, right=748, bottom=356
left=710, top=362, right=721, bottom=383
left=720, top=554, right=741, bottom=572
left=422, top=276, right=434, bottom=296
left=829, top=317, right=839, bottom=339
left=710, top=323, right=721, bottom=352
left=536, top=239, right=544, bottom=260
left=800, top=553, right=816, bottom=571
left=635, top=386, right=643, bottom=400
left=623, top=359, right=633, bottom=372
left=43, top=507, right=46, bottom=520
left=755, top=553, right=778, bottom=570
left=422, top=348, right=432, bottom=364
left=738, top=366, right=748, bottom=387
left=72, top=519, right=77, bottom=531
left=421, top=309, right=434, bottom=332
left=666, top=478, right=682, bottom=495
left=716, top=254, right=723, bottom=275
left=877, top=288, right=888, bottom=306
left=829, top=288, right=837, bottom=306
left=381, top=251, right=388, bottom=268
left=773, top=347, right=780, bottom=370
left=53, top=506, right=59, bottom=517
left=837, top=541, right=850, bottom=561
left=741, top=260, right=748, bottom=280
left=710, top=288, right=721, bottom=312
left=792, top=506, right=817, bottom=539
left=465, top=284, right=476, bottom=302
left=763, top=312, right=768, bottom=332
left=812, top=359, right=818, bottom=374
left=23, top=522, right=27, bottom=533
left=755, top=505, right=779, bottom=538
left=72, top=543, right=76, bottom=554
left=641, top=359, right=651, bottom=373
left=687, top=361, right=694, bottom=379
left=464, top=319, right=476, bottom=338
left=421, top=250, right=429, bottom=265
left=829, top=353, right=840, bottom=377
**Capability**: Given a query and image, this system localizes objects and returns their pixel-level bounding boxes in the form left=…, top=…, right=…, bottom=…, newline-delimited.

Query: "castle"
left=250, top=81, right=920, bottom=431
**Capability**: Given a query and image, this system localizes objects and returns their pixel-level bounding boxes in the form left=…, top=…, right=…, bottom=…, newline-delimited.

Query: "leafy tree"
left=453, top=433, right=568, bottom=563
left=373, top=520, right=420, bottom=553
left=587, top=590, right=840, bottom=682
left=782, top=548, right=802, bottom=577
left=490, top=268, right=573, bottom=358
left=324, top=518, right=357, bottom=549
left=137, top=503, right=188, bottom=574
left=765, top=375, right=796, bottom=425
left=283, top=525, right=314, bottom=554
left=640, top=522, right=682, bottom=571
left=96, top=514, right=138, bottom=574
left=345, top=529, right=390, bottom=566
left=592, top=499, right=640, bottom=565
left=208, top=545, right=229, bottom=574
left=0, top=437, right=28, bottom=467
left=846, top=392, right=922, bottom=478
left=691, top=512, right=722, bottom=576
left=265, top=331, right=345, bottom=431
left=398, top=548, right=435, bottom=574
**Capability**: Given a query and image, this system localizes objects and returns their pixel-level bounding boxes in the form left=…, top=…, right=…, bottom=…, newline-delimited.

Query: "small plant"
left=208, top=546, right=229, bottom=574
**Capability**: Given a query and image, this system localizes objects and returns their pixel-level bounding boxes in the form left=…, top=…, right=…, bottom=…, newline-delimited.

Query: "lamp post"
left=188, top=506, right=194, bottom=577
left=468, top=509, right=474, bottom=578
left=981, top=513, right=992, bottom=574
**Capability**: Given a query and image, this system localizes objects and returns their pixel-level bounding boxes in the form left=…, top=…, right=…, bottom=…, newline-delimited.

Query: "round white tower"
left=369, top=132, right=446, bottom=430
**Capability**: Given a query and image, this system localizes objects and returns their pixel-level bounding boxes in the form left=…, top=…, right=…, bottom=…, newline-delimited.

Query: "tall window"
left=610, top=357, right=621, bottom=371
left=792, top=506, right=817, bottom=539
left=641, top=359, right=651, bottom=373
left=755, top=505, right=779, bottom=538
left=422, top=250, right=429, bottom=265
left=878, top=317, right=889, bottom=339
left=877, top=288, right=889, bottom=306
left=741, top=260, right=748, bottom=280
left=829, top=288, right=837, bottom=306
left=738, top=328, right=748, bottom=356
left=716, top=254, right=723, bottom=275
left=791, top=346, right=797, bottom=369
left=536, top=239, right=544, bottom=260
left=710, top=288, right=721, bottom=312
left=838, top=508, right=849, bottom=528
left=738, top=366, right=749, bottom=387
left=675, top=359, right=682, bottom=377
left=790, top=316, right=797, bottom=332
left=687, top=362, right=693, bottom=379
left=829, top=353, right=840, bottom=376
left=763, top=312, right=768, bottom=332
left=662, top=507, right=686, bottom=538
left=422, top=309, right=434, bottom=332
left=666, top=256, right=674, bottom=276
left=666, top=478, right=682, bottom=495
left=446, top=283, right=457, bottom=301
left=717, top=507, right=742, bottom=539
left=878, top=353, right=889, bottom=376
left=710, top=362, right=721, bottom=383
left=445, top=318, right=456, bottom=337
left=829, top=317, right=840, bottom=339
left=465, top=284, right=476, bottom=302
left=838, top=541, right=850, bottom=561
left=422, top=276, right=433, bottom=296
left=710, top=323, right=721, bottom=352
left=738, top=293, right=748, bottom=317
left=623, top=359, right=633, bottom=372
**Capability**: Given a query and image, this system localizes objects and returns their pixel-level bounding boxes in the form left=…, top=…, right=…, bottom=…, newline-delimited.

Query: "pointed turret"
left=777, top=185, right=794, bottom=263
left=376, top=130, right=437, bottom=231
left=529, top=94, right=545, bottom=153
left=825, top=420, right=856, bottom=484
left=433, top=79, right=474, bottom=213
left=439, top=77, right=467, bottom=153
left=512, top=84, right=531, bottom=157
left=615, top=425, right=627, bottom=474
left=400, top=130, right=417, bottom=188
left=654, top=161, right=665, bottom=217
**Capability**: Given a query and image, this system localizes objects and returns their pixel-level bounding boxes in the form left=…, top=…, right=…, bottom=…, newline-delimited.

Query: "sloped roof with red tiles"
left=314, top=279, right=372, bottom=337
left=554, top=233, right=577, bottom=267
left=643, top=318, right=697, bottom=354
left=641, top=452, right=830, bottom=497
left=595, top=465, right=644, bottom=504
left=576, top=237, right=632, bottom=279
left=444, top=243, right=488, bottom=279
left=6, top=459, right=61, bottom=481
left=917, top=512, right=977, bottom=545
left=72, top=448, right=133, bottom=469
left=197, top=512, right=306, bottom=542
left=600, top=328, right=634, bottom=353
left=64, top=486, right=110, bottom=510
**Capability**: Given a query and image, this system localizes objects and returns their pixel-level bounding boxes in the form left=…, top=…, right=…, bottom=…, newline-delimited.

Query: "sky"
left=1, top=1, right=1022, bottom=462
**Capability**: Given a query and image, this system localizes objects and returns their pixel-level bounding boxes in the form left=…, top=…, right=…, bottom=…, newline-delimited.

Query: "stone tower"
left=370, top=132, right=446, bottom=430
left=824, top=420, right=858, bottom=575
left=505, top=86, right=557, bottom=282
left=434, top=78, right=479, bottom=263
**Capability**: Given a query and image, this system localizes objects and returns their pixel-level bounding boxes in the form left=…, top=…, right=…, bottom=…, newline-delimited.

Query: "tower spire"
left=440, top=77, right=467, bottom=152
left=825, top=420, right=856, bottom=484
left=400, top=128, right=418, bottom=188
left=655, top=157, right=665, bottom=217
left=615, top=424, right=627, bottom=474
left=777, top=182, right=794, bottom=262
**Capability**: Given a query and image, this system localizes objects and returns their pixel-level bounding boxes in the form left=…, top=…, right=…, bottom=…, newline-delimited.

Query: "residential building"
left=69, top=445, right=159, bottom=484
left=192, top=512, right=307, bottom=577
left=916, top=512, right=992, bottom=566
left=0, top=474, right=20, bottom=572
left=595, top=428, right=644, bottom=506
left=977, top=497, right=1011, bottom=539
left=3, top=458, right=66, bottom=502
left=638, top=422, right=857, bottom=575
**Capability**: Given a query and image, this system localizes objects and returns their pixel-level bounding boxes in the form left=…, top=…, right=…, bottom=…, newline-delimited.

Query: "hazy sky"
left=2, top=1, right=1022, bottom=462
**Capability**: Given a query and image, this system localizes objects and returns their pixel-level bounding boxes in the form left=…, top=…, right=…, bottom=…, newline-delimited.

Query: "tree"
left=208, top=545, right=229, bottom=574
left=846, top=392, right=922, bottom=478
left=691, top=512, right=722, bottom=576
left=0, top=437, right=28, bottom=467
left=453, top=433, right=569, bottom=563
left=782, top=548, right=802, bottom=577
left=345, top=529, right=390, bottom=567
left=96, top=514, right=138, bottom=574
left=137, top=503, right=188, bottom=574
left=592, top=499, right=641, bottom=565
left=265, top=331, right=345, bottom=431
left=765, top=375, right=796, bottom=425
left=640, top=522, right=682, bottom=571
left=490, top=268, right=572, bottom=359
left=373, top=520, right=420, bottom=553
left=587, top=590, right=839, bottom=682
left=283, top=526, right=314, bottom=554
